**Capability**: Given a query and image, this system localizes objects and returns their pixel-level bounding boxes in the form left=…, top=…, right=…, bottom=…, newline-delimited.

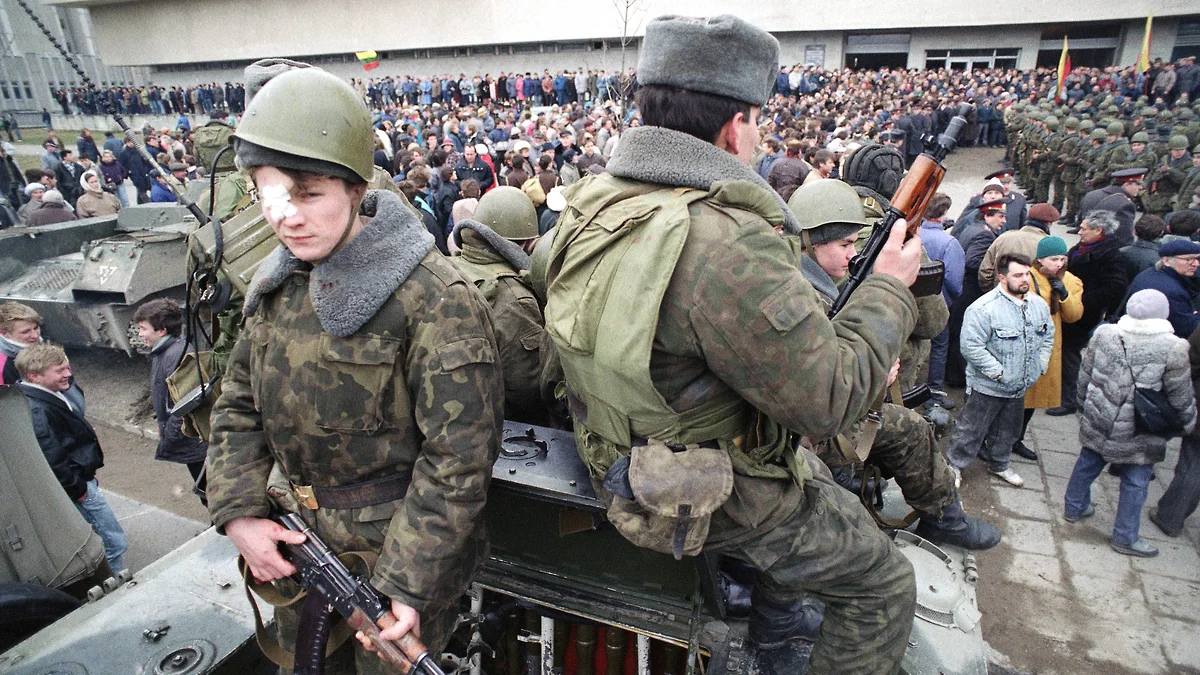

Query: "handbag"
left=1118, top=337, right=1185, bottom=437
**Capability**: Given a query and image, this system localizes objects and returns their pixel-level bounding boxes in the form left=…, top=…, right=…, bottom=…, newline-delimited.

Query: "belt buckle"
left=292, top=483, right=319, bottom=510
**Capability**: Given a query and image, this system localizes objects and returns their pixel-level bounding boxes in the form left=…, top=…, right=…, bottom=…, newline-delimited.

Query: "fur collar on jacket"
left=1116, top=315, right=1175, bottom=337
left=606, top=126, right=802, bottom=234
left=452, top=219, right=531, bottom=271
left=243, top=190, right=434, bottom=337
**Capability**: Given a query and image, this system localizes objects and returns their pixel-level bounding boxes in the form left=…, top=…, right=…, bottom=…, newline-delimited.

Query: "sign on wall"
left=804, top=44, right=826, bottom=67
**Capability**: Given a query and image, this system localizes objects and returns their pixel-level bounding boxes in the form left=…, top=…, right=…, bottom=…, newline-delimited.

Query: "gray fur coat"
left=1078, top=316, right=1197, bottom=464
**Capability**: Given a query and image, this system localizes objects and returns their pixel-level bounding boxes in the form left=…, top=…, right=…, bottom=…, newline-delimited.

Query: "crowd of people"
left=6, top=22, right=1200, bottom=672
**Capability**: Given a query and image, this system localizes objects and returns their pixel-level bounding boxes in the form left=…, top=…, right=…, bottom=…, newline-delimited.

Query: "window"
left=924, top=48, right=1020, bottom=71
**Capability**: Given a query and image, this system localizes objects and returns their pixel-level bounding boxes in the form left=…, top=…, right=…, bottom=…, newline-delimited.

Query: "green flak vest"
left=545, top=175, right=808, bottom=486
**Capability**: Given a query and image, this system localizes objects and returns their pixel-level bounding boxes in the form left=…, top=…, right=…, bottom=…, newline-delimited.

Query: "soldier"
left=1177, top=143, right=1200, bottom=210
left=205, top=62, right=503, bottom=672
left=450, top=186, right=549, bottom=423
left=1069, top=127, right=1110, bottom=230
left=1110, top=132, right=1160, bottom=175
left=1052, top=117, right=1081, bottom=216
left=1143, top=136, right=1194, bottom=216
left=787, top=180, right=1001, bottom=550
left=1059, top=119, right=1088, bottom=224
left=543, top=15, right=922, bottom=675
left=1087, top=121, right=1129, bottom=193
left=1032, top=116, right=1061, bottom=204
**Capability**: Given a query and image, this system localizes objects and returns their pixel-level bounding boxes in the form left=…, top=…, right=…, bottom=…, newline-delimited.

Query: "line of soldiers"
left=1006, top=97, right=1200, bottom=224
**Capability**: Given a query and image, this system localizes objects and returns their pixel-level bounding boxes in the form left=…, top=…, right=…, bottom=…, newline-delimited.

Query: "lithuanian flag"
left=356, top=50, right=380, bottom=71
left=1137, top=16, right=1153, bottom=73
left=1055, top=37, right=1070, bottom=101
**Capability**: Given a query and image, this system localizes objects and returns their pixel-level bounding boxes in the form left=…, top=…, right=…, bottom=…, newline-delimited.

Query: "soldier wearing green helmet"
left=450, top=186, right=554, bottom=424
left=1177, top=143, right=1200, bottom=211
left=1143, top=136, right=1195, bottom=216
left=1058, top=117, right=1087, bottom=223
left=785, top=181, right=1001, bottom=554
left=1032, top=116, right=1062, bottom=206
left=1109, top=130, right=1160, bottom=179
left=206, top=60, right=503, bottom=672
left=1086, top=121, right=1129, bottom=192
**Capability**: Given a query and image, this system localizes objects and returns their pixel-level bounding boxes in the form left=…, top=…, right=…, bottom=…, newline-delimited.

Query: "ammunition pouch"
left=166, top=351, right=222, bottom=441
left=601, top=439, right=733, bottom=560
left=909, top=260, right=945, bottom=298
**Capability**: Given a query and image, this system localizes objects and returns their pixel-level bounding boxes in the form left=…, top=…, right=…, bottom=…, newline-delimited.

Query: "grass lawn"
left=16, top=127, right=82, bottom=151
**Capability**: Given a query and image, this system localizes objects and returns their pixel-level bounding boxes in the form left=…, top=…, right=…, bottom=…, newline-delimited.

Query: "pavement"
left=39, top=146, right=1200, bottom=674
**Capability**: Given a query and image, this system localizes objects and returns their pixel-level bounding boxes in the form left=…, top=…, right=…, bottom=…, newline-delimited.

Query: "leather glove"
left=1049, top=278, right=1069, bottom=300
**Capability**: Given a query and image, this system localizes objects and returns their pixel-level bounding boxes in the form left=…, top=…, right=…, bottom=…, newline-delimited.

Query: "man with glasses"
left=1123, top=239, right=1200, bottom=338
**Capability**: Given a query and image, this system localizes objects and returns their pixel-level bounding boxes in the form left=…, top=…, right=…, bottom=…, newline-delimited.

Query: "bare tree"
left=605, top=0, right=646, bottom=123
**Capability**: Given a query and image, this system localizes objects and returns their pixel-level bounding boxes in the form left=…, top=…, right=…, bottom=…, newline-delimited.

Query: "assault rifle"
left=276, top=512, right=446, bottom=675
left=828, top=104, right=973, bottom=317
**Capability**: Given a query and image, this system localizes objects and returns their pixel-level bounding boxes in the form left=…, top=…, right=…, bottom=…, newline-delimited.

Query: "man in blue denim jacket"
left=947, top=253, right=1054, bottom=488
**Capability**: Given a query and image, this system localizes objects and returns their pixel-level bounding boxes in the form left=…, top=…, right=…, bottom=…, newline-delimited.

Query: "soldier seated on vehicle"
left=450, top=185, right=555, bottom=425
left=542, top=14, right=924, bottom=675
left=205, top=60, right=503, bottom=672
left=787, top=179, right=1002, bottom=551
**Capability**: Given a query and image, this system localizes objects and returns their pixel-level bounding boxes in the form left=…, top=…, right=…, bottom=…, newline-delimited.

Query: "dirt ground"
left=59, top=145, right=1194, bottom=675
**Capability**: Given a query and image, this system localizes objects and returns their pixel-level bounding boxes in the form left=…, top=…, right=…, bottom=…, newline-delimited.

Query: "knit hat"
left=1126, top=289, right=1169, bottom=321
left=1159, top=239, right=1200, bottom=257
left=637, top=15, right=778, bottom=105
left=1027, top=203, right=1060, bottom=224
left=1036, top=236, right=1068, bottom=259
left=42, top=189, right=65, bottom=205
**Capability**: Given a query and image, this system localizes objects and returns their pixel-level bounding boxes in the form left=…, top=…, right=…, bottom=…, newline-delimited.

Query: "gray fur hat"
left=1126, top=289, right=1169, bottom=321
left=637, top=15, right=778, bottom=106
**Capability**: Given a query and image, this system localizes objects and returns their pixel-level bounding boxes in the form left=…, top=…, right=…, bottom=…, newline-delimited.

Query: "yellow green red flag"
left=1137, top=16, right=1153, bottom=73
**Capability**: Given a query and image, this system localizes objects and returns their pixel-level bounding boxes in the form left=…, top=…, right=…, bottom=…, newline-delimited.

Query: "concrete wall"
left=1115, top=16, right=1180, bottom=67
left=69, top=0, right=1198, bottom=68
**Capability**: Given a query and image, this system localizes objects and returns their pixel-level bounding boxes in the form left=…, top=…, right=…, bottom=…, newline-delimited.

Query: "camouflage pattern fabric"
left=1144, top=154, right=1193, bottom=215
left=710, top=452, right=916, bottom=675
left=814, top=402, right=956, bottom=515
left=451, top=230, right=549, bottom=424
left=207, top=250, right=504, bottom=665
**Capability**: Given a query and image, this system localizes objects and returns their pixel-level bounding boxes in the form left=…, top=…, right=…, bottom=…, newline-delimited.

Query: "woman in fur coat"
left=1064, top=289, right=1197, bottom=557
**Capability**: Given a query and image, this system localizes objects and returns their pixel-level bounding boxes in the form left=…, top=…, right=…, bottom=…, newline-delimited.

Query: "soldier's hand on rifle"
left=871, top=219, right=921, bottom=288
left=357, top=598, right=421, bottom=652
left=225, top=515, right=306, bottom=582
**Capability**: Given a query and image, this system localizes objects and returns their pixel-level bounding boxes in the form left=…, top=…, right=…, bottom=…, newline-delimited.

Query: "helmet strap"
left=801, top=229, right=821, bottom=265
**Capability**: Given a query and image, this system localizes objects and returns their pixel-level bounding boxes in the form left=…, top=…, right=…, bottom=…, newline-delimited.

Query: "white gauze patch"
left=260, top=182, right=298, bottom=221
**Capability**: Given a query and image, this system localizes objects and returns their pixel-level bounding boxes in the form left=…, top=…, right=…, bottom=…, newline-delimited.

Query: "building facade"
left=27, top=1, right=1200, bottom=94
left=0, top=0, right=147, bottom=115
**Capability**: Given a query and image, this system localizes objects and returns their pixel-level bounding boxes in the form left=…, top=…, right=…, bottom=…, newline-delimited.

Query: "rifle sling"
left=858, top=463, right=920, bottom=530
left=240, top=551, right=378, bottom=670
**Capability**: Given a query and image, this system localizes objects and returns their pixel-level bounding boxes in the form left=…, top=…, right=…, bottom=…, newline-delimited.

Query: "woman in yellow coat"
left=1013, top=236, right=1084, bottom=460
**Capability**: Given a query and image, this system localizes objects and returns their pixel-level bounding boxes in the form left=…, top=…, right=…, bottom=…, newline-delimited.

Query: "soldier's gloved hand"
left=1049, top=278, right=1069, bottom=300
left=226, top=516, right=306, bottom=582
left=872, top=219, right=921, bottom=288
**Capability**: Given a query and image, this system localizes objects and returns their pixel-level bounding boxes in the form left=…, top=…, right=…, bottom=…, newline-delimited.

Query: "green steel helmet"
left=1089, top=128, right=1107, bottom=142
left=1131, top=131, right=1151, bottom=144
left=1106, top=121, right=1126, bottom=136
left=234, top=67, right=374, bottom=183
left=1057, top=106, right=1069, bottom=117
left=1080, top=119, right=1095, bottom=131
left=1030, top=111, right=1045, bottom=121
left=1044, top=117, right=1059, bottom=130
left=1194, top=143, right=1200, bottom=154
left=1179, top=108, right=1195, bottom=120
left=1064, top=117, right=1080, bottom=130
left=1169, top=135, right=1191, bottom=151
left=529, top=225, right=557, bottom=302
left=1160, top=110, right=1176, bottom=121
left=473, top=186, right=539, bottom=240
left=787, top=179, right=871, bottom=245
left=1141, top=107, right=1158, bottom=117
left=1039, top=101, right=1053, bottom=110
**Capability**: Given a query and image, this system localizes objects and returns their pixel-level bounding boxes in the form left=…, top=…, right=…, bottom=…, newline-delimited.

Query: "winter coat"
left=207, top=190, right=502, bottom=621
left=1078, top=317, right=1196, bottom=464
left=150, top=335, right=208, bottom=464
left=17, top=382, right=104, bottom=501
left=960, top=285, right=1055, bottom=398
left=1024, top=267, right=1084, bottom=409
left=1119, top=240, right=1161, bottom=283
left=1065, top=236, right=1128, bottom=341
left=1124, top=266, right=1200, bottom=339
left=99, top=159, right=128, bottom=192
left=978, top=225, right=1047, bottom=292
left=26, top=202, right=76, bottom=227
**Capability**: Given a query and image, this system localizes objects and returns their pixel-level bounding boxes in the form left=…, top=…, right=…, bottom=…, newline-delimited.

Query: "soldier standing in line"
left=1143, top=136, right=1194, bottom=217
left=205, top=62, right=503, bottom=672
left=1058, top=118, right=1088, bottom=225
left=1032, top=116, right=1061, bottom=205
left=786, top=179, right=1001, bottom=550
left=450, top=186, right=550, bottom=424
left=544, top=14, right=923, bottom=675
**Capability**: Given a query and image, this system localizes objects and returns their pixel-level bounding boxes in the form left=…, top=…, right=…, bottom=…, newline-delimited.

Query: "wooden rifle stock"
left=828, top=104, right=972, bottom=317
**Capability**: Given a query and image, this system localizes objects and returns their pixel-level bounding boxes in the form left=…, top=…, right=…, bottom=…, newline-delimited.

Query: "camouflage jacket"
left=1110, top=148, right=1160, bottom=174
left=549, top=127, right=918, bottom=540
left=451, top=223, right=547, bottom=422
left=207, top=190, right=503, bottom=613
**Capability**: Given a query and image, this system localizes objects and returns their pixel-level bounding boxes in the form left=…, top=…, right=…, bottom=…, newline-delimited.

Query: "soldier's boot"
left=749, top=588, right=823, bottom=674
left=915, top=499, right=1002, bottom=550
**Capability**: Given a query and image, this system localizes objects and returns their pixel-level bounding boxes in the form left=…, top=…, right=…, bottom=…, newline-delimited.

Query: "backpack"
left=193, top=121, right=236, bottom=175
left=522, top=176, right=546, bottom=207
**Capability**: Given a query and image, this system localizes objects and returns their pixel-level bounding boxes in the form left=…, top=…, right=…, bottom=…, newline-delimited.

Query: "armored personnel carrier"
left=0, top=204, right=197, bottom=354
